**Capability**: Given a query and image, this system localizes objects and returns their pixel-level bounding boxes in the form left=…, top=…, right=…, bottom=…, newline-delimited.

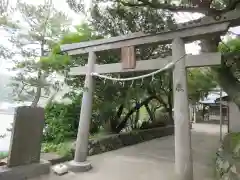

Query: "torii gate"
left=60, top=10, right=240, bottom=180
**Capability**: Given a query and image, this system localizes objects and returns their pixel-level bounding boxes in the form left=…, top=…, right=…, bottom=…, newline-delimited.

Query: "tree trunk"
left=115, top=95, right=157, bottom=133
left=144, top=104, right=155, bottom=121
left=167, top=71, right=173, bottom=124
left=201, top=37, right=240, bottom=109
left=216, top=65, right=240, bottom=107
left=31, top=41, right=45, bottom=107
left=31, top=70, right=42, bottom=107
left=110, top=104, right=124, bottom=132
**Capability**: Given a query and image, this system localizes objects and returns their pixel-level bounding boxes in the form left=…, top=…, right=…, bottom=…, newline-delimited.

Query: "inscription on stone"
left=176, top=83, right=184, bottom=92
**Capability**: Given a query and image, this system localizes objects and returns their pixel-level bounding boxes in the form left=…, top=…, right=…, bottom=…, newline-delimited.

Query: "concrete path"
left=33, top=123, right=227, bottom=180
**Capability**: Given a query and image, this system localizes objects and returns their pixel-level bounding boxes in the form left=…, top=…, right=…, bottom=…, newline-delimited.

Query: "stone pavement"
left=32, top=123, right=227, bottom=180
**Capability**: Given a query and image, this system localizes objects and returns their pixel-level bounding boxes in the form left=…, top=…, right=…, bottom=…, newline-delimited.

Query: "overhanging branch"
left=119, top=0, right=221, bottom=15
left=119, top=0, right=240, bottom=15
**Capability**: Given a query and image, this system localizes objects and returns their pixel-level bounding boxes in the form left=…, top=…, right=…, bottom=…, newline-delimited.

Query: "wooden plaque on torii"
left=121, top=46, right=136, bottom=69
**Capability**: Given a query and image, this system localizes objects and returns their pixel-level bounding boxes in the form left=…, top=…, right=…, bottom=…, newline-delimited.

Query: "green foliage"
left=42, top=23, right=102, bottom=74
left=0, top=152, right=8, bottom=160
left=214, top=38, right=240, bottom=108
left=40, top=54, right=71, bottom=72
left=61, top=23, right=99, bottom=44
left=188, top=68, right=218, bottom=103
left=230, top=132, right=240, bottom=151
left=62, top=1, right=176, bottom=133
left=42, top=23, right=108, bottom=142
left=66, top=0, right=240, bottom=110
left=9, top=0, right=70, bottom=105
left=219, top=38, right=240, bottom=53
left=41, top=142, right=73, bottom=157
left=44, top=92, right=102, bottom=143
left=44, top=102, right=79, bottom=143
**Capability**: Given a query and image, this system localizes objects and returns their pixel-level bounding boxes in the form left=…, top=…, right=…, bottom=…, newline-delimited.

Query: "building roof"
left=199, top=91, right=228, bottom=104
left=215, top=95, right=230, bottom=102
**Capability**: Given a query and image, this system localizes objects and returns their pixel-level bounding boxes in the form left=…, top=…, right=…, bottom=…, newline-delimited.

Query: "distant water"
left=0, top=113, right=14, bottom=152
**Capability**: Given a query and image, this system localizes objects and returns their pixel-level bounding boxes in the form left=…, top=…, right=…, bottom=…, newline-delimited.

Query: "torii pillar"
left=67, top=51, right=96, bottom=172
left=172, top=38, right=193, bottom=180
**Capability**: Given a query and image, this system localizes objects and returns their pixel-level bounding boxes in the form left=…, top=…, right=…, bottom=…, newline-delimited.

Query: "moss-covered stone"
left=215, top=134, right=240, bottom=179
left=85, top=126, right=174, bottom=156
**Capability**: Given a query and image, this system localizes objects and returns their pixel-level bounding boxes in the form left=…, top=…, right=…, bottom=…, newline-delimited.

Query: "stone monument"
left=0, top=106, right=50, bottom=180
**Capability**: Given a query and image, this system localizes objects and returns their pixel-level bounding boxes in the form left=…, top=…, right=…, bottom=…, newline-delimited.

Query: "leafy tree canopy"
left=9, top=0, right=71, bottom=106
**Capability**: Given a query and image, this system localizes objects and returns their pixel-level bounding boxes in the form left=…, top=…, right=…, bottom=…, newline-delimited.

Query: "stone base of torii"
left=59, top=10, right=240, bottom=180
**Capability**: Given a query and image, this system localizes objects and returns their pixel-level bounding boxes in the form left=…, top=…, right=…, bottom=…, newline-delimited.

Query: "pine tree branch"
left=119, top=0, right=221, bottom=15
left=120, top=0, right=240, bottom=15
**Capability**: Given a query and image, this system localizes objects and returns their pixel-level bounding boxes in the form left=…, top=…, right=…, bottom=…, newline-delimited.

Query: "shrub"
left=44, top=102, right=79, bottom=143
left=44, top=94, right=101, bottom=143
left=41, top=142, right=73, bottom=158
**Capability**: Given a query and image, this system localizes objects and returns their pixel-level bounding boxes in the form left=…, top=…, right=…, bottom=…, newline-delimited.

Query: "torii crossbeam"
left=69, top=53, right=221, bottom=75
left=59, top=9, right=239, bottom=180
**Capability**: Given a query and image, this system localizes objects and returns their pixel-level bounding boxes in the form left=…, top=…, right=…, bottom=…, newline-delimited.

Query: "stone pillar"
left=220, top=88, right=223, bottom=142
left=8, top=107, right=45, bottom=167
left=172, top=38, right=193, bottom=180
left=189, top=104, right=193, bottom=122
left=193, top=105, right=197, bottom=123
left=68, top=51, right=96, bottom=172
left=2, top=106, right=50, bottom=180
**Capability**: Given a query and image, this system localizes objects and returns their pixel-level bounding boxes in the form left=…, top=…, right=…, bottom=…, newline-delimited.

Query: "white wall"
left=229, top=101, right=240, bottom=132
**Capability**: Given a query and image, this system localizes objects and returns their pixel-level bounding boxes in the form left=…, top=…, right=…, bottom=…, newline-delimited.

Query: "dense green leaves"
left=188, top=68, right=217, bottom=103
left=218, top=38, right=240, bottom=79
left=219, top=38, right=240, bottom=53
left=44, top=100, right=80, bottom=143
left=44, top=92, right=103, bottom=143
left=113, top=0, right=240, bottom=108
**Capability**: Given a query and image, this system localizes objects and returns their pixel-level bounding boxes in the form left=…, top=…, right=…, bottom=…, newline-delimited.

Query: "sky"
left=7, top=0, right=82, bottom=24
left=0, top=0, right=240, bottom=75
